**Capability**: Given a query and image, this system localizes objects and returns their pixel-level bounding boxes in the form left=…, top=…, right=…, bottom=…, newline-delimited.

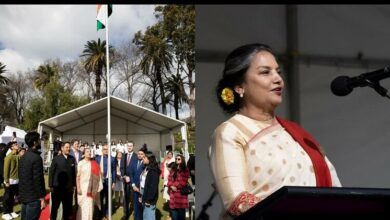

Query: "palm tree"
left=0, top=62, right=11, bottom=124
left=33, top=64, right=58, bottom=90
left=134, top=23, right=173, bottom=114
left=166, top=73, right=187, bottom=119
left=0, top=62, right=10, bottom=86
left=156, top=5, right=195, bottom=124
left=81, top=38, right=113, bottom=100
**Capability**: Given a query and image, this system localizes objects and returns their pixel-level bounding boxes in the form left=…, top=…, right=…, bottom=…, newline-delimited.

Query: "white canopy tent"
left=0, top=125, right=26, bottom=145
left=38, top=96, right=188, bottom=164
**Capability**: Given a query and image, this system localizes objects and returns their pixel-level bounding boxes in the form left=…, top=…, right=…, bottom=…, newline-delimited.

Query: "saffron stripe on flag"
left=96, top=4, right=112, bottom=31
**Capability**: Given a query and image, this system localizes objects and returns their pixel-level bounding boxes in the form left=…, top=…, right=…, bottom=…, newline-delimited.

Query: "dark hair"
left=83, top=147, right=91, bottom=156
left=216, top=43, right=275, bottom=114
left=139, top=143, right=148, bottom=153
left=25, top=131, right=40, bottom=148
left=144, top=151, right=159, bottom=171
left=115, top=150, right=123, bottom=159
left=173, top=154, right=187, bottom=181
left=7, top=141, right=17, bottom=148
left=167, top=161, right=176, bottom=170
left=61, top=142, right=71, bottom=148
left=175, top=154, right=187, bottom=171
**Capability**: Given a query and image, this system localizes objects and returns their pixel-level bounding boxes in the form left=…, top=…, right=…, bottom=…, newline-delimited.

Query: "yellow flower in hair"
left=221, top=87, right=234, bottom=105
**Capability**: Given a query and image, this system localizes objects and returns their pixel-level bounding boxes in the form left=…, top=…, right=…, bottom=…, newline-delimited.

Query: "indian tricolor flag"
left=97, top=4, right=112, bottom=31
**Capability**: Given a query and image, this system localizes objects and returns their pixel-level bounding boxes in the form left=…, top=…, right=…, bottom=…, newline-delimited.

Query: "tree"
left=155, top=5, right=195, bottom=125
left=138, top=74, right=160, bottom=112
left=165, top=73, right=187, bottom=119
left=80, top=38, right=114, bottom=100
left=58, top=60, right=81, bottom=93
left=133, top=23, right=173, bottom=115
left=33, top=63, right=58, bottom=91
left=113, top=41, right=143, bottom=102
left=6, top=71, right=34, bottom=124
left=21, top=98, right=45, bottom=131
left=0, top=87, right=13, bottom=126
left=0, top=62, right=13, bottom=125
left=0, top=62, right=10, bottom=86
left=22, top=78, right=90, bottom=131
left=76, top=60, right=96, bottom=99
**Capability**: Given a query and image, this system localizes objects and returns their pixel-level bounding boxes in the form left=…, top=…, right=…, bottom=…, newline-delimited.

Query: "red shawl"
left=277, top=116, right=332, bottom=187
left=87, top=160, right=101, bottom=198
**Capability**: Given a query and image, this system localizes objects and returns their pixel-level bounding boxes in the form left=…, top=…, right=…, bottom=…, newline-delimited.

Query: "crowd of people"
left=0, top=132, right=195, bottom=220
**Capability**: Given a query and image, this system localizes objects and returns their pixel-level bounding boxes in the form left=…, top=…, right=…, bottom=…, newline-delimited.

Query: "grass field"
left=0, top=175, right=172, bottom=220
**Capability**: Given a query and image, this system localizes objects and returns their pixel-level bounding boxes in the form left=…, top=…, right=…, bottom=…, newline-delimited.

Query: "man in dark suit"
left=48, top=142, right=76, bottom=220
left=19, top=132, right=46, bottom=220
left=69, top=139, right=82, bottom=207
left=95, top=143, right=116, bottom=219
left=120, top=141, right=138, bottom=219
left=130, top=146, right=146, bottom=220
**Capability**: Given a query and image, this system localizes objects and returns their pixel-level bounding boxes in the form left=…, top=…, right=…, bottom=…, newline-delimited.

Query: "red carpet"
left=39, top=193, right=77, bottom=220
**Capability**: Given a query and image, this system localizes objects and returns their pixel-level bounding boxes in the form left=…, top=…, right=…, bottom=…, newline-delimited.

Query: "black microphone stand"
left=365, top=79, right=390, bottom=99
left=196, top=184, right=218, bottom=220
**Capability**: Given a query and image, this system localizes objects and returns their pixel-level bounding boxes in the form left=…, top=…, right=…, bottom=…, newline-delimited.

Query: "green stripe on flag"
left=96, top=4, right=112, bottom=31
left=97, top=20, right=105, bottom=31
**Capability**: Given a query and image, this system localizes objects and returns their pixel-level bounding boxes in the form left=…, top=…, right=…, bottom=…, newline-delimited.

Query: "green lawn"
left=0, top=175, right=171, bottom=220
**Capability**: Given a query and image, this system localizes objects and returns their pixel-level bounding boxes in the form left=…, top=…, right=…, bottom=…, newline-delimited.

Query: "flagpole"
left=105, top=4, right=112, bottom=220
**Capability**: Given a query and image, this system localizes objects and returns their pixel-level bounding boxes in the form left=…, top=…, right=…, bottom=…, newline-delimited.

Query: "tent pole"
left=181, top=125, right=189, bottom=163
left=285, top=4, right=300, bottom=123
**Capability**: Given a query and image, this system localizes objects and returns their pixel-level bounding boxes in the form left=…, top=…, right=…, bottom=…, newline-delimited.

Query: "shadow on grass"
left=156, top=208, right=163, bottom=220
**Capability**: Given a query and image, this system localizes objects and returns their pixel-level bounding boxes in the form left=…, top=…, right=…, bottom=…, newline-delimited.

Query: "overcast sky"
left=0, top=5, right=190, bottom=119
left=0, top=5, right=158, bottom=74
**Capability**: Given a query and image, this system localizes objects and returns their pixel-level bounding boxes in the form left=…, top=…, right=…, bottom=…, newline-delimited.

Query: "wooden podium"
left=235, top=186, right=390, bottom=220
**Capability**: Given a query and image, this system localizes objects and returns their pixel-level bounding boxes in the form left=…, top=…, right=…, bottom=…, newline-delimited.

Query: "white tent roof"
left=38, top=96, right=185, bottom=135
left=38, top=96, right=188, bottom=169
left=0, top=125, right=26, bottom=145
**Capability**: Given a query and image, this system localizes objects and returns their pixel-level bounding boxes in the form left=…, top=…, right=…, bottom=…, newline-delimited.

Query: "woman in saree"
left=160, top=151, right=175, bottom=202
left=209, top=43, right=342, bottom=218
left=76, top=148, right=103, bottom=220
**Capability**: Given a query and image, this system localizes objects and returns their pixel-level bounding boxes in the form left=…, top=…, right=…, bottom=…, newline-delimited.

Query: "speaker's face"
left=239, top=51, right=284, bottom=111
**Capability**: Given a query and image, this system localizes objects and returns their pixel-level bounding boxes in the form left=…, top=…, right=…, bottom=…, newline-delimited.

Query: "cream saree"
left=76, top=160, right=103, bottom=220
left=209, top=114, right=341, bottom=217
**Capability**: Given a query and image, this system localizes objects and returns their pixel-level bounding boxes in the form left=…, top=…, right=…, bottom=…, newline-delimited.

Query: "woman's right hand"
left=40, top=198, right=46, bottom=210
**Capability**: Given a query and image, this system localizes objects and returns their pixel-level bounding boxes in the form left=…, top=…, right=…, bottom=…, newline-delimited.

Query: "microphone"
left=331, top=66, right=390, bottom=96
